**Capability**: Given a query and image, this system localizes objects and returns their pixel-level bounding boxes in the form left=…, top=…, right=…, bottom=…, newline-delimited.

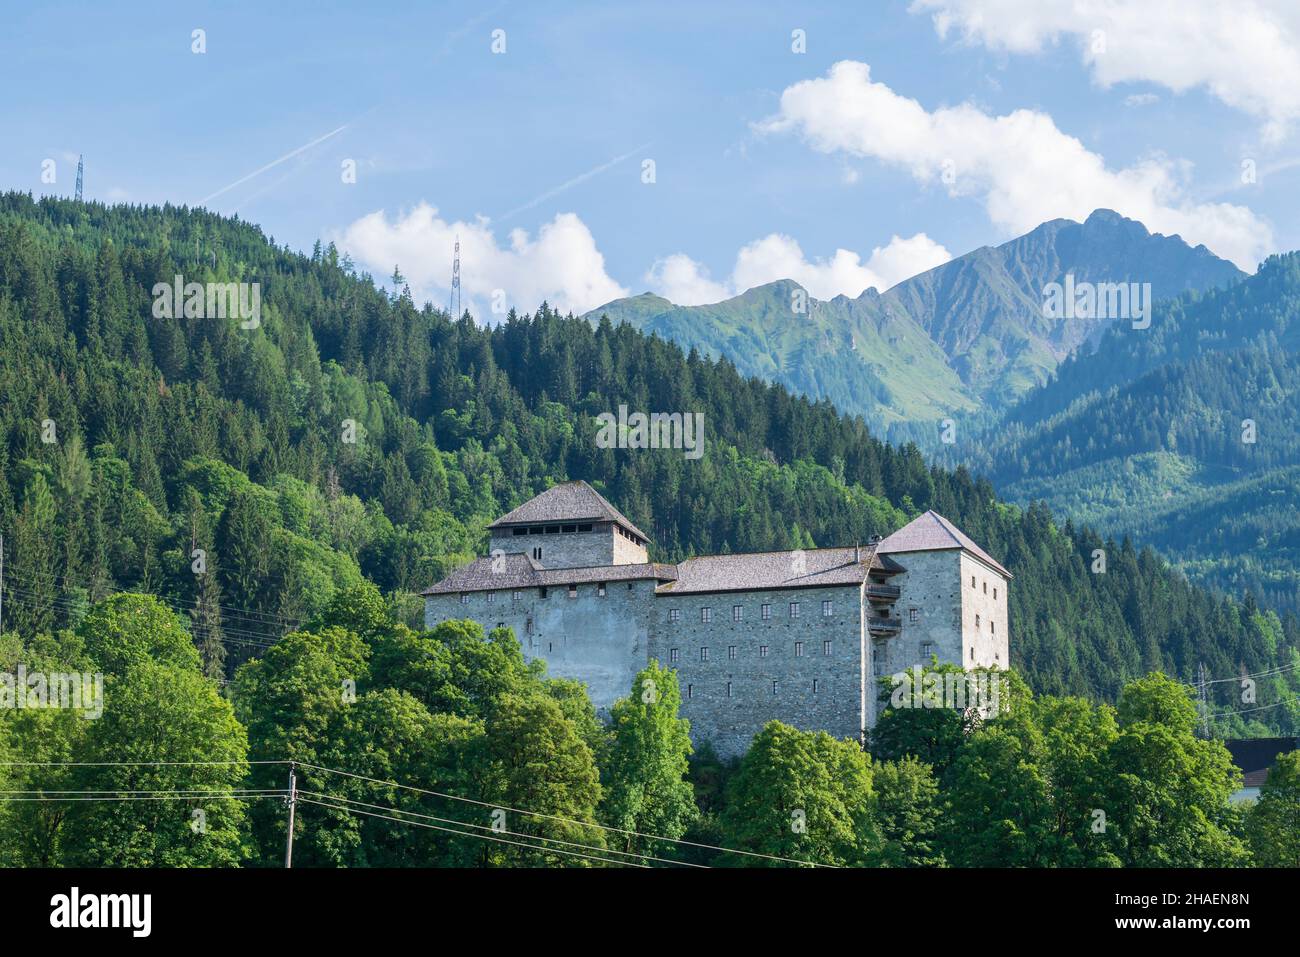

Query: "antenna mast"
left=74, top=154, right=84, bottom=202
left=449, top=236, right=461, bottom=319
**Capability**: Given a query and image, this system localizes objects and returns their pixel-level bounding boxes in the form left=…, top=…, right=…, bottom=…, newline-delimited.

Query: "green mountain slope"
left=586, top=210, right=1243, bottom=423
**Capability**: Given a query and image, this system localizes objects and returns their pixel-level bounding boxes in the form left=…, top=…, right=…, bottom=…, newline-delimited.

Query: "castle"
left=423, top=480, right=1010, bottom=758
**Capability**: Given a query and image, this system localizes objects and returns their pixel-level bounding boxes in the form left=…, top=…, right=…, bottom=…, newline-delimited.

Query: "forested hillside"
left=0, top=193, right=1296, bottom=734
left=958, top=252, right=1300, bottom=612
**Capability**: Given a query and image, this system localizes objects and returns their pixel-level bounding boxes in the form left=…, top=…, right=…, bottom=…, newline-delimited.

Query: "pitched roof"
left=656, top=544, right=904, bottom=595
left=876, top=510, right=1012, bottom=578
left=488, top=480, right=649, bottom=540
left=422, top=553, right=677, bottom=595
left=1225, top=737, right=1300, bottom=788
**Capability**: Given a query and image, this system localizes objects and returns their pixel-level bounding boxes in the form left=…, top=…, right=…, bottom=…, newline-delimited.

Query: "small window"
left=813, top=679, right=820, bottom=694
left=539, top=586, right=548, bottom=599
left=728, top=645, right=737, bottom=660
left=789, top=602, right=800, bottom=619
left=701, top=607, right=712, bottom=623
left=533, top=547, right=542, bottom=560
left=822, top=600, right=833, bottom=617
left=909, top=607, right=919, bottom=622
left=732, top=605, right=743, bottom=622
left=562, top=524, right=576, bottom=533
left=568, top=584, right=578, bottom=598
left=971, top=575, right=976, bottom=588
left=970, top=646, right=975, bottom=661
left=759, top=645, right=769, bottom=658
left=548, top=642, right=553, bottom=652
left=983, top=581, right=987, bottom=594
left=823, top=640, right=832, bottom=656
left=529, top=526, right=543, bottom=535
left=513, top=590, right=523, bottom=601
left=761, top=603, right=772, bottom=620
left=700, top=647, right=710, bottom=662
left=920, top=641, right=933, bottom=659
left=772, top=680, right=779, bottom=695
left=486, top=591, right=495, bottom=603
left=991, top=620, right=996, bottom=634
left=975, top=614, right=980, bottom=628
left=994, top=587, right=998, bottom=600
left=597, top=582, right=607, bottom=597
left=687, top=684, right=693, bottom=699
left=670, top=648, right=680, bottom=662
left=513, top=527, right=527, bottom=536
left=525, top=618, right=533, bottom=635
left=578, top=524, right=592, bottom=532
left=460, top=593, right=469, bottom=604
left=795, top=641, right=804, bottom=657
left=726, top=682, right=732, bottom=698
left=669, top=608, right=681, bottom=623
left=545, top=526, right=560, bottom=535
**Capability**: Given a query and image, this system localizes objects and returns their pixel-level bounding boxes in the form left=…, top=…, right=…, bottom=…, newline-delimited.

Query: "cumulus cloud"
left=911, top=0, right=1300, bottom=141
left=755, top=60, right=1272, bottom=270
left=647, top=232, right=952, bottom=305
left=333, top=203, right=628, bottom=318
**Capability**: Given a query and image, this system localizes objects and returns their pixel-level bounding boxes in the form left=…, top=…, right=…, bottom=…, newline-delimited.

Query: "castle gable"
left=877, top=510, right=1011, bottom=578
left=489, top=479, right=649, bottom=541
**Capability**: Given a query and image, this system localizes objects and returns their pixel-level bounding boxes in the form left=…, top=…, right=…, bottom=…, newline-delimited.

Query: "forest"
left=0, top=192, right=1296, bottom=738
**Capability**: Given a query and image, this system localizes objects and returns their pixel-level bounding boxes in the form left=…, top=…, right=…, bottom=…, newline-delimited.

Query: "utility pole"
left=284, top=762, right=297, bottom=868
left=1196, top=662, right=1210, bottom=738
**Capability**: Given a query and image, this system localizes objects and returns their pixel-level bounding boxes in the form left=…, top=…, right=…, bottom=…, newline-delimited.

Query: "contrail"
left=195, top=124, right=349, bottom=206
left=496, top=142, right=651, bottom=221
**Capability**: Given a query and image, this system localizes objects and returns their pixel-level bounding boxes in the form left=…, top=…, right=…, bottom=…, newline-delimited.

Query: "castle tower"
left=487, top=480, right=649, bottom=568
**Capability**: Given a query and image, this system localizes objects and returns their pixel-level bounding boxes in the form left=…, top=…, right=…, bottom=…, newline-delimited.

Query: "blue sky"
left=5, top=0, right=1300, bottom=316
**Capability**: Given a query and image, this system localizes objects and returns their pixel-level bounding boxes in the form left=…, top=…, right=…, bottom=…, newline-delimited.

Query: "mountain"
left=0, top=192, right=1295, bottom=734
left=957, top=252, right=1300, bottom=611
left=585, top=210, right=1244, bottom=425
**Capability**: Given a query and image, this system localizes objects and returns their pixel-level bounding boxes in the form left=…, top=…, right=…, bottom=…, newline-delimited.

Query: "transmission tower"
left=448, top=236, right=461, bottom=319
left=1196, top=662, right=1210, bottom=738
left=74, top=154, right=83, bottom=202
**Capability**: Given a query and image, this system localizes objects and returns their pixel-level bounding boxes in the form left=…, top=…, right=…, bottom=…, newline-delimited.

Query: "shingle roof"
left=876, top=510, right=1012, bottom=578
left=1225, top=737, right=1300, bottom=788
left=655, top=544, right=903, bottom=595
left=488, top=480, right=649, bottom=540
left=421, top=553, right=676, bottom=595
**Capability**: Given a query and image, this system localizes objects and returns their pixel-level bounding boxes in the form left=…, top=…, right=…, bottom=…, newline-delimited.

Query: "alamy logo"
left=152, top=275, right=261, bottom=329
left=890, top=666, right=1005, bottom=718
left=595, top=405, right=704, bottom=460
left=50, top=887, right=151, bottom=937
left=0, top=666, right=103, bottom=719
left=1041, top=274, right=1151, bottom=329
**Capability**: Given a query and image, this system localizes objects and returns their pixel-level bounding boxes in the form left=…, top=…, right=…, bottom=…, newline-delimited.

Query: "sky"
left=5, top=0, right=1300, bottom=319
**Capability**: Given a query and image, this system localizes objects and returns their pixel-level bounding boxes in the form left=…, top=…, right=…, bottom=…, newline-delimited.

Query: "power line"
left=296, top=795, right=646, bottom=869
left=296, top=760, right=836, bottom=868
left=297, top=789, right=705, bottom=868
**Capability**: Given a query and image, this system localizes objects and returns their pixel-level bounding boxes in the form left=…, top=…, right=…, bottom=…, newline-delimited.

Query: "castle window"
left=548, top=642, right=553, bottom=653
left=732, top=605, right=743, bottom=621
left=669, top=608, right=680, bottom=623
left=670, top=648, right=679, bottom=662
left=761, top=603, right=771, bottom=620
left=700, top=647, right=710, bottom=662
left=909, top=608, right=919, bottom=622
left=513, top=527, right=527, bottom=536
left=533, top=547, right=542, bottom=560
left=920, top=641, right=933, bottom=660
left=789, top=602, right=800, bottom=619
left=823, top=640, right=832, bottom=656
left=726, top=682, right=732, bottom=698
left=772, top=680, right=779, bottom=695
left=728, top=645, right=736, bottom=659
left=526, top=618, right=533, bottom=635
left=795, top=641, right=804, bottom=657
left=539, top=586, right=548, bottom=599
left=460, top=593, right=469, bottom=604
left=627, top=582, right=634, bottom=590
left=983, top=581, right=987, bottom=594
left=971, top=575, right=976, bottom=588
left=529, top=526, right=544, bottom=535
left=513, top=590, right=523, bottom=601
left=813, top=679, right=820, bottom=694
left=821, top=600, right=833, bottom=617
left=759, top=645, right=769, bottom=658
left=486, top=591, right=495, bottom=603
left=568, top=584, right=578, bottom=598
left=701, top=607, right=713, bottom=623
left=873, top=658, right=883, bottom=676
left=562, top=524, right=576, bottom=533
left=545, top=526, right=560, bottom=535
left=687, top=684, right=693, bottom=699
left=991, top=620, right=995, bottom=634
left=597, top=582, right=607, bottom=597
left=994, top=587, right=998, bottom=599
left=578, top=524, right=592, bottom=532
left=975, top=614, right=980, bottom=628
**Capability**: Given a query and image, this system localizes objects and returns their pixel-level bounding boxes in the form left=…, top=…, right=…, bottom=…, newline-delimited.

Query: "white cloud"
left=1124, top=93, right=1159, bottom=108
left=756, top=60, right=1272, bottom=270
left=911, top=0, right=1300, bottom=141
left=647, top=232, right=952, bottom=305
left=333, top=203, right=627, bottom=318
